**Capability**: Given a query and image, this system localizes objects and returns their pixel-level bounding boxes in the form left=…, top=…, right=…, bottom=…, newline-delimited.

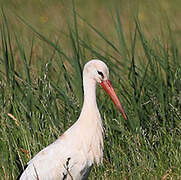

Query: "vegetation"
left=0, top=1, right=181, bottom=179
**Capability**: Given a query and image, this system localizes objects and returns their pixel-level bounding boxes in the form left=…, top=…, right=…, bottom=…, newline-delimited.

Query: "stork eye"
left=97, top=71, right=104, bottom=78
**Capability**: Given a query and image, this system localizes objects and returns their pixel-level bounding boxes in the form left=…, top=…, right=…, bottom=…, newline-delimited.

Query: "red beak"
left=100, top=80, right=127, bottom=120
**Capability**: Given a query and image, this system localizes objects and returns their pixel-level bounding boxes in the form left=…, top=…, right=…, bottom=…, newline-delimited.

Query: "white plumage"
left=19, top=59, right=127, bottom=180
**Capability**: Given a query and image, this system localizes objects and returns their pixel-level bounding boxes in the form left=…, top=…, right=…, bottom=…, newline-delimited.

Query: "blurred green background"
left=1, top=0, right=181, bottom=44
left=1, top=0, right=181, bottom=70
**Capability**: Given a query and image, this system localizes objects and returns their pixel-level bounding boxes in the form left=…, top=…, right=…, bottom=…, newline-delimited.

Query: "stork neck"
left=82, top=77, right=97, bottom=108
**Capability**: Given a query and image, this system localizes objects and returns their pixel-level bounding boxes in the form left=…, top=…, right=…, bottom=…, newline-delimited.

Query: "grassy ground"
left=0, top=1, right=181, bottom=179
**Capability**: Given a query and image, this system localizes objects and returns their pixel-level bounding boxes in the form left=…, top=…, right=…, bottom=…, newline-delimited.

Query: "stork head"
left=83, top=59, right=127, bottom=120
left=83, top=59, right=109, bottom=83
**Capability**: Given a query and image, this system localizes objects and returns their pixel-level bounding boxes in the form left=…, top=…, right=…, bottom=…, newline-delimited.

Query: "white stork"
left=19, top=59, right=127, bottom=180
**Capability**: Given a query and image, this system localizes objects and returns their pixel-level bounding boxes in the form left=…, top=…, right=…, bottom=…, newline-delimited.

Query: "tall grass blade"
left=115, top=7, right=129, bottom=66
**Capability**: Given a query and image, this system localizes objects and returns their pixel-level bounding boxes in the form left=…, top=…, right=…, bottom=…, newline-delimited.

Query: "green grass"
left=0, top=2, right=181, bottom=179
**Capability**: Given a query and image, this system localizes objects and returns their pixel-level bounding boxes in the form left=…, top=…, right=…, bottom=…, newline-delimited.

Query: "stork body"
left=19, top=60, right=127, bottom=180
